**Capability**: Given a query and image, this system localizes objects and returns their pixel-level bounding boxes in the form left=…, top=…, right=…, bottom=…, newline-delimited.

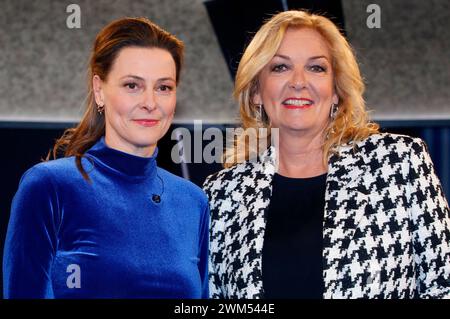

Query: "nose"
left=141, top=89, right=157, bottom=111
left=289, top=68, right=307, bottom=90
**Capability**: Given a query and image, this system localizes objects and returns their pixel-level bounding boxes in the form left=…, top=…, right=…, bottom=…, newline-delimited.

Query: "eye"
left=124, top=82, right=139, bottom=90
left=158, top=85, right=174, bottom=92
left=271, top=64, right=289, bottom=73
left=309, top=65, right=326, bottom=73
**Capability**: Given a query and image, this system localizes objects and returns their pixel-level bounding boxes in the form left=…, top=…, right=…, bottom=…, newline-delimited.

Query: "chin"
left=130, top=134, right=159, bottom=149
left=281, top=121, right=310, bottom=131
left=137, top=140, right=158, bottom=149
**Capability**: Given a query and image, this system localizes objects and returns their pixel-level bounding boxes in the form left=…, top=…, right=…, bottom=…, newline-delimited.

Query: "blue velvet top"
left=3, top=137, right=209, bottom=299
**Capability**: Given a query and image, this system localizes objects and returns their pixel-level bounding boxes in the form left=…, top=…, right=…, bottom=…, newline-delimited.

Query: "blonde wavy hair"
left=224, top=10, right=379, bottom=167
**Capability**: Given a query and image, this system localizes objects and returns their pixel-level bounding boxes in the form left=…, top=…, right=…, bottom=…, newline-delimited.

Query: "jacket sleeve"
left=198, top=198, right=210, bottom=299
left=3, top=165, right=59, bottom=299
left=408, top=138, right=450, bottom=298
left=202, top=174, right=225, bottom=299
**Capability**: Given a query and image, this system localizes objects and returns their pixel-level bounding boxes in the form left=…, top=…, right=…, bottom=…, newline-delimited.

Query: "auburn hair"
left=47, top=17, right=184, bottom=180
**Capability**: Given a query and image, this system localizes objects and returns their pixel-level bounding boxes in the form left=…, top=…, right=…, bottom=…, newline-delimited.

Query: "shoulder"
left=17, top=156, right=91, bottom=192
left=358, top=132, right=423, bottom=148
left=157, top=167, right=208, bottom=206
left=347, top=132, right=427, bottom=158
left=332, top=133, right=431, bottom=174
left=12, top=160, right=70, bottom=207
left=19, top=157, right=75, bottom=184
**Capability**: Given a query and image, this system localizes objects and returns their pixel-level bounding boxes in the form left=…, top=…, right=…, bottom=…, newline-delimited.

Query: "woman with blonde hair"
left=204, top=10, right=449, bottom=298
left=4, top=17, right=209, bottom=298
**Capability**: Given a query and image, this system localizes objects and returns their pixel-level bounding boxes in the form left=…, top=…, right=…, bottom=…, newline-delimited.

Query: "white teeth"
left=284, top=99, right=313, bottom=106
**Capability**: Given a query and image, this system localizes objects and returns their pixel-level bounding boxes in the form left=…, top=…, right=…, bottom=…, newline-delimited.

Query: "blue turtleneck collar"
left=85, top=137, right=158, bottom=180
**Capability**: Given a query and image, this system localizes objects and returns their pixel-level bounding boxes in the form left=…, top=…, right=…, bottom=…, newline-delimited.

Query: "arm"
left=203, top=174, right=225, bottom=299
left=408, top=138, right=450, bottom=298
left=208, top=225, right=225, bottom=299
left=198, top=200, right=210, bottom=299
left=3, top=165, right=59, bottom=298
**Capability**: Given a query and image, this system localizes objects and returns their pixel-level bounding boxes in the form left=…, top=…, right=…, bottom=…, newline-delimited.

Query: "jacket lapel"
left=232, top=144, right=372, bottom=298
left=323, top=143, right=371, bottom=297
left=230, top=147, right=276, bottom=298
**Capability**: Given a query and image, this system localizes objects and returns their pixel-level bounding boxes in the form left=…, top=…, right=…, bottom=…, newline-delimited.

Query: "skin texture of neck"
left=277, top=129, right=327, bottom=178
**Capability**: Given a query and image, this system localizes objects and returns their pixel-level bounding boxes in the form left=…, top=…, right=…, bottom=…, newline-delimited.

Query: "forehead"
left=276, top=27, right=331, bottom=58
left=108, top=47, right=176, bottom=79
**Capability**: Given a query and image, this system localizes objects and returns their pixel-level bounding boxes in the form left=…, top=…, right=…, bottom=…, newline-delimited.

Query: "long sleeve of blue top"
left=3, top=137, right=210, bottom=298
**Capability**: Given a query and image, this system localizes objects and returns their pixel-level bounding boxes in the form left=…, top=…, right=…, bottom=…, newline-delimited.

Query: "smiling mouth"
left=133, top=119, right=159, bottom=127
left=282, top=98, right=314, bottom=109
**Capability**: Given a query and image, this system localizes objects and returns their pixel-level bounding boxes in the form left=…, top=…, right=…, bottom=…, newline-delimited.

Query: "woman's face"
left=254, top=27, right=338, bottom=138
left=93, top=47, right=177, bottom=157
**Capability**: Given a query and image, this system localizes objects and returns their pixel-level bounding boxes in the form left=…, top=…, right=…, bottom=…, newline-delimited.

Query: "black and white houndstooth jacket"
left=203, top=133, right=450, bottom=299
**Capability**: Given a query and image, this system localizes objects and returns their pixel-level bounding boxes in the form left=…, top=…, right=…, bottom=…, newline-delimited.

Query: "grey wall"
left=343, top=0, right=450, bottom=120
left=0, top=0, right=236, bottom=124
left=0, top=0, right=449, bottom=124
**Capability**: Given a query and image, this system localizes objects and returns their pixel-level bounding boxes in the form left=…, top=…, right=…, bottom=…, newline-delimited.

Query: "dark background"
left=1, top=123, right=449, bottom=298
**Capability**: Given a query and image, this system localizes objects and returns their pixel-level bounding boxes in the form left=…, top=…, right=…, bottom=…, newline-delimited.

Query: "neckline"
left=274, top=172, right=327, bottom=182
left=85, top=137, right=157, bottom=180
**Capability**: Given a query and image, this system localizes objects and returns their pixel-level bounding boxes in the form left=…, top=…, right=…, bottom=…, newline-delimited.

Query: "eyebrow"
left=120, top=75, right=176, bottom=82
left=274, top=54, right=330, bottom=62
left=120, top=75, right=144, bottom=81
left=309, top=55, right=329, bottom=61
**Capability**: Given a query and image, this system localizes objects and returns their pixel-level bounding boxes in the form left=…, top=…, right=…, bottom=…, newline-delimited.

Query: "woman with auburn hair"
left=4, top=17, right=209, bottom=299
left=204, top=10, right=449, bottom=299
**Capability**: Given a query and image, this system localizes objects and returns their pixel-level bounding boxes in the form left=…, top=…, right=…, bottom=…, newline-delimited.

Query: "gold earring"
left=97, top=103, right=104, bottom=115
left=330, top=103, right=339, bottom=119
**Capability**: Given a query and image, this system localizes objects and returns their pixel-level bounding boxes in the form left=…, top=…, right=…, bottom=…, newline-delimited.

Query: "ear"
left=252, top=85, right=263, bottom=105
left=332, top=92, right=339, bottom=105
left=92, top=75, right=105, bottom=106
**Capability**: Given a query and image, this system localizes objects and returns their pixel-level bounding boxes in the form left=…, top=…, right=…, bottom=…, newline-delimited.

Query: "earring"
left=255, top=104, right=267, bottom=123
left=97, top=103, right=104, bottom=115
left=330, top=103, right=339, bottom=119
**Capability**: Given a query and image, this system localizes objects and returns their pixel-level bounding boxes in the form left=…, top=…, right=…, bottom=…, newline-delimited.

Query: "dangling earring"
left=326, top=103, right=338, bottom=141
left=255, top=104, right=268, bottom=124
left=97, top=103, right=105, bottom=115
left=330, top=103, right=339, bottom=119
left=255, top=104, right=262, bottom=122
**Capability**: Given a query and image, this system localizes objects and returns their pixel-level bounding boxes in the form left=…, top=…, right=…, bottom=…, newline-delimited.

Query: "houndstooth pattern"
left=203, top=133, right=450, bottom=299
